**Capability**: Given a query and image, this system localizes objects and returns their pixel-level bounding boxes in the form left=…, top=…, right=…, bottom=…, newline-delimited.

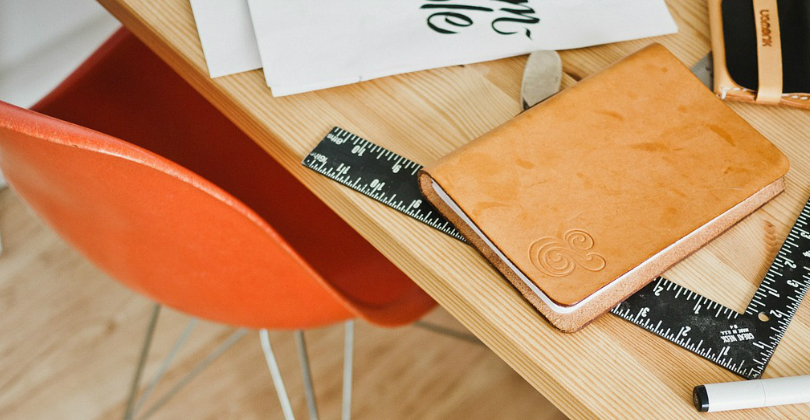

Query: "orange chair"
left=0, top=27, right=436, bottom=420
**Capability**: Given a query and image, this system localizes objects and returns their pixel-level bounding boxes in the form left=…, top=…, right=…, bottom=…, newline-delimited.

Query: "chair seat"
left=28, top=28, right=435, bottom=327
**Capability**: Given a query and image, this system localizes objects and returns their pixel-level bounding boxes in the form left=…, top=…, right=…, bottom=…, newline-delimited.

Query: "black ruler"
left=304, top=128, right=465, bottom=241
left=302, top=127, right=810, bottom=379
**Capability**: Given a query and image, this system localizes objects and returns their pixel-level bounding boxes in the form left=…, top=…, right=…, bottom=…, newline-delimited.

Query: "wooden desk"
left=95, top=0, right=810, bottom=418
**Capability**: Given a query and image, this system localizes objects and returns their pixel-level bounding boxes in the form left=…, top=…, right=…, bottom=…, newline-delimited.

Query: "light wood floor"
left=0, top=188, right=567, bottom=420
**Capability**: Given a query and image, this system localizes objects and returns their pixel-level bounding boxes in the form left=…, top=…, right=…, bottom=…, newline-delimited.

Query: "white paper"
left=190, top=0, right=262, bottom=78
left=247, top=0, right=678, bottom=96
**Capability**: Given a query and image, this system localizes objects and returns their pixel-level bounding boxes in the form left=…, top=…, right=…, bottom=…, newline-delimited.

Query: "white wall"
left=0, top=0, right=119, bottom=187
left=0, top=0, right=119, bottom=108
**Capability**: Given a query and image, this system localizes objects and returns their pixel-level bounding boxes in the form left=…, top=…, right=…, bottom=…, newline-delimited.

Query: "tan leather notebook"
left=419, top=44, right=789, bottom=332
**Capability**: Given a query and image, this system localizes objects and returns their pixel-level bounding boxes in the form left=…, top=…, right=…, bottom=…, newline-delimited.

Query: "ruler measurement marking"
left=302, top=127, right=810, bottom=380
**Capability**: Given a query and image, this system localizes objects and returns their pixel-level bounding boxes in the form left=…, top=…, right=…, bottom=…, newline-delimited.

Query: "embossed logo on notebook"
left=529, top=229, right=606, bottom=278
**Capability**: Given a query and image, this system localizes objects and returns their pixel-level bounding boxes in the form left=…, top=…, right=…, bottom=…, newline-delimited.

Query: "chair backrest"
left=0, top=100, right=354, bottom=329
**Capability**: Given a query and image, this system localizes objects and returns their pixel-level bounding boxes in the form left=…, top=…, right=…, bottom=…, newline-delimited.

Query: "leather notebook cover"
left=418, top=44, right=789, bottom=332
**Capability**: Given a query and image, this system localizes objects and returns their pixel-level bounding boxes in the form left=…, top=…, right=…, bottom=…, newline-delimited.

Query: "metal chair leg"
left=125, top=318, right=357, bottom=420
left=413, top=320, right=483, bottom=346
left=295, top=331, right=320, bottom=420
left=133, top=318, right=198, bottom=414
left=342, top=321, right=354, bottom=420
left=0, top=178, right=5, bottom=256
left=260, top=329, right=296, bottom=420
left=123, top=304, right=161, bottom=420
left=137, top=328, right=247, bottom=420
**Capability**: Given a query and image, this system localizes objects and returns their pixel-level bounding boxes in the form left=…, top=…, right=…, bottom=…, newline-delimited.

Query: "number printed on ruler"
left=302, top=127, right=810, bottom=379
left=302, top=127, right=465, bottom=241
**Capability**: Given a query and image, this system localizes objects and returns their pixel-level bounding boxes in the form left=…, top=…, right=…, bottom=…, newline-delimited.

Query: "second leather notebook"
left=419, top=44, right=789, bottom=332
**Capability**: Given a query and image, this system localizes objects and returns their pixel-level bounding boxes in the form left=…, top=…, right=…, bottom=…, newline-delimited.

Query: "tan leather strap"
left=753, top=0, right=783, bottom=104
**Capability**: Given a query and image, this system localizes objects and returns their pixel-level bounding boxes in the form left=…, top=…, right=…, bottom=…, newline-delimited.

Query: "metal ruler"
left=303, top=128, right=465, bottom=242
left=302, top=127, right=810, bottom=379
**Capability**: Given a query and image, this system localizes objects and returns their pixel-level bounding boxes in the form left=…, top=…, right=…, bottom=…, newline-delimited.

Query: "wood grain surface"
left=0, top=189, right=566, bottom=420
left=92, top=0, right=810, bottom=418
